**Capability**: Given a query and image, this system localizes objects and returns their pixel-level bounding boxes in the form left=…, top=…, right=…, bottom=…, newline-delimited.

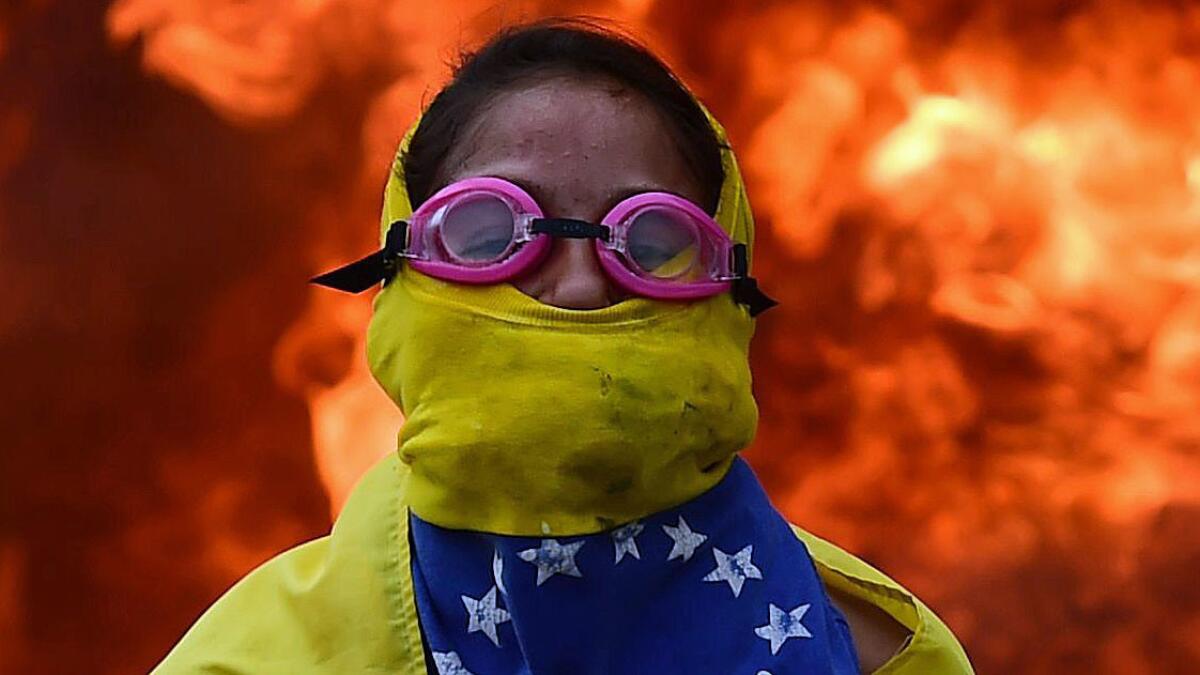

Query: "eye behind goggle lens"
left=626, top=208, right=702, bottom=280
left=437, top=194, right=516, bottom=264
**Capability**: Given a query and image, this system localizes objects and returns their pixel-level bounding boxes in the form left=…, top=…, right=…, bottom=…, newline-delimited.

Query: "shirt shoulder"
left=152, top=454, right=427, bottom=674
left=790, top=524, right=976, bottom=675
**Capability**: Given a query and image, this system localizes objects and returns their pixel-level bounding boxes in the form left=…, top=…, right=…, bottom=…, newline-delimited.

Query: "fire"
left=56, top=0, right=1200, bottom=671
left=734, top=3, right=1200, bottom=668
left=270, top=287, right=402, bottom=513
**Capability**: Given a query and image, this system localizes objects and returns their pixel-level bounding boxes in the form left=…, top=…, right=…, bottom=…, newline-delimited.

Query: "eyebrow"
left=486, top=174, right=691, bottom=214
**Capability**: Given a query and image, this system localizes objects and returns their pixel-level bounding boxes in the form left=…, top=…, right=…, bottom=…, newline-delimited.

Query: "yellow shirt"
left=154, top=453, right=973, bottom=674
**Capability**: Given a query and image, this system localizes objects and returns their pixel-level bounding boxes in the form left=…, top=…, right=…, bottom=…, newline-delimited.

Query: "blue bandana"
left=410, top=457, right=860, bottom=674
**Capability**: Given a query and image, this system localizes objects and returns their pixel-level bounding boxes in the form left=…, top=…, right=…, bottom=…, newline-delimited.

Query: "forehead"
left=440, top=76, right=703, bottom=209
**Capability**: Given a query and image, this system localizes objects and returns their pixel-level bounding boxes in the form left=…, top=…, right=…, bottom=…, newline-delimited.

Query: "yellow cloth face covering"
left=366, top=113, right=761, bottom=536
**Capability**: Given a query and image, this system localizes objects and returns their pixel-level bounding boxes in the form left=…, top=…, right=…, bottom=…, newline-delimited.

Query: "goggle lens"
left=625, top=207, right=702, bottom=280
left=437, top=194, right=516, bottom=264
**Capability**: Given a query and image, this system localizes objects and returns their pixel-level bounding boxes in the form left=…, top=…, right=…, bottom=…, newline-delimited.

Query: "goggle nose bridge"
left=529, top=217, right=611, bottom=242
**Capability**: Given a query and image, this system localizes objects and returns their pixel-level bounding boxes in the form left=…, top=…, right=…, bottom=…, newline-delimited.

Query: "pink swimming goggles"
left=311, top=177, right=777, bottom=315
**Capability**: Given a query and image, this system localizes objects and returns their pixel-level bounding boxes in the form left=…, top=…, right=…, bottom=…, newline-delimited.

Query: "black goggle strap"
left=309, top=220, right=409, bottom=294
left=730, top=243, right=778, bottom=317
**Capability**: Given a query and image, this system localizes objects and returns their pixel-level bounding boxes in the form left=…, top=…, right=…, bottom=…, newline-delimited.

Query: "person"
left=154, top=19, right=974, bottom=675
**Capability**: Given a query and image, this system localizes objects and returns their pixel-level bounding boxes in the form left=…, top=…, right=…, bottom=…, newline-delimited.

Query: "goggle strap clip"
left=730, top=243, right=779, bottom=317
left=309, top=220, right=409, bottom=294
left=531, top=217, right=611, bottom=241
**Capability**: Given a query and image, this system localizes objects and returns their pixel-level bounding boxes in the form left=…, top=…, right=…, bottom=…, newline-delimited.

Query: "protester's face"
left=439, top=76, right=706, bottom=309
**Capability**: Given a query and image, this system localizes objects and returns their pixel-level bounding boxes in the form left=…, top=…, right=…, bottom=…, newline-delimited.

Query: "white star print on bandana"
left=703, top=544, right=763, bottom=597
left=754, top=602, right=813, bottom=655
left=432, top=650, right=475, bottom=675
left=460, top=586, right=510, bottom=647
left=517, top=539, right=585, bottom=586
left=663, top=516, right=708, bottom=562
left=611, top=521, right=644, bottom=563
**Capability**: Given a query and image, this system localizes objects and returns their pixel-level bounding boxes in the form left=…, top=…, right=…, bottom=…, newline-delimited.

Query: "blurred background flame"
left=3, top=0, right=1200, bottom=672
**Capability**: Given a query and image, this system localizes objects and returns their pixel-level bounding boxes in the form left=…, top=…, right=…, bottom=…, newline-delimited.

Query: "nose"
left=513, top=238, right=623, bottom=309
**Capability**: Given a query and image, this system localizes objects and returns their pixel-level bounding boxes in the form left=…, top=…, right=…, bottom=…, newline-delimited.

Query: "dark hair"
left=401, top=18, right=726, bottom=214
